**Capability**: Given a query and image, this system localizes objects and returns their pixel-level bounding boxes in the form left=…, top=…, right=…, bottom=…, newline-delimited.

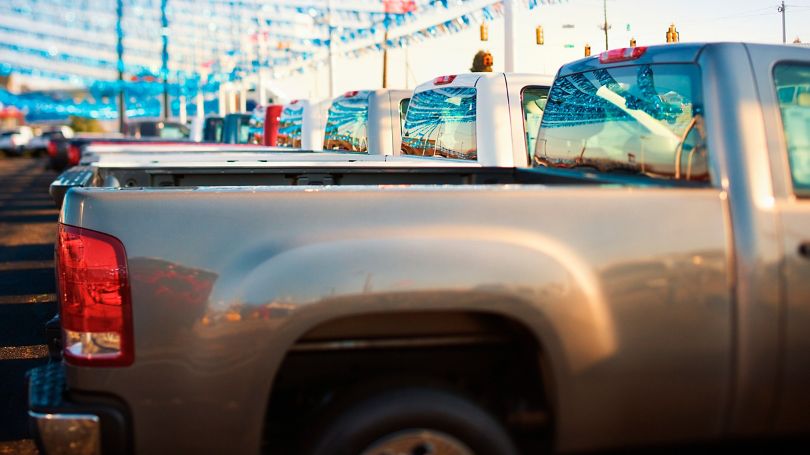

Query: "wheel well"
left=263, top=311, right=553, bottom=454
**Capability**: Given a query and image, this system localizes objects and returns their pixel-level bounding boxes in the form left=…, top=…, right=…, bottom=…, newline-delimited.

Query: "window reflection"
left=774, top=64, right=810, bottom=197
left=278, top=105, right=304, bottom=148
left=535, top=64, right=708, bottom=182
left=323, top=91, right=372, bottom=153
left=401, top=87, right=477, bottom=161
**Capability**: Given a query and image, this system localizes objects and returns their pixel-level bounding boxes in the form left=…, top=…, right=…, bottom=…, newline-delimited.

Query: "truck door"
left=770, top=60, right=810, bottom=434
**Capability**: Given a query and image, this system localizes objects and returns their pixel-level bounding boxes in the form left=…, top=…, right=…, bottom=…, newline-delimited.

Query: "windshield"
left=323, top=91, right=371, bottom=153
left=203, top=118, right=223, bottom=142
left=278, top=105, right=304, bottom=148
left=401, top=86, right=477, bottom=161
left=535, top=64, right=708, bottom=182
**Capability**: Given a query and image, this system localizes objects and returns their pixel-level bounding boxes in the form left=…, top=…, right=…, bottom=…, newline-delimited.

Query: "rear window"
left=323, top=91, right=372, bottom=153
left=278, top=105, right=304, bottom=148
left=774, top=63, right=810, bottom=197
left=159, top=124, right=189, bottom=139
left=401, top=87, right=477, bottom=161
left=536, top=64, right=708, bottom=183
left=522, top=86, right=549, bottom=158
left=203, top=118, right=223, bottom=142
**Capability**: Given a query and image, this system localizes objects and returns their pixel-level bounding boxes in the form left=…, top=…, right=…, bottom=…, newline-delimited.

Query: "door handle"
left=799, top=242, right=810, bottom=258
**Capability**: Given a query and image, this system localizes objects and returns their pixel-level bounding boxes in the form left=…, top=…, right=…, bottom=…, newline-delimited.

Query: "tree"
left=470, top=50, right=493, bottom=72
left=69, top=116, right=105, bottom=133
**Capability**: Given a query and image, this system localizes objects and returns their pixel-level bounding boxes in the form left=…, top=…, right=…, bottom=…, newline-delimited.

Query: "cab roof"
left=558, top=42, right=810, bottom=77
left=413, top=72, right=555, bottom=94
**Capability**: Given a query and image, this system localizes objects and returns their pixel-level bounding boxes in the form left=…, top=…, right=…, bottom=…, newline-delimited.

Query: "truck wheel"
left=307, top=387, right=519, bottom=455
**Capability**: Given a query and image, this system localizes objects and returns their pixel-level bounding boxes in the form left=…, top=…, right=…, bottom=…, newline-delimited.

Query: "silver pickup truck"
left=30, top=43, right=810, bottom=455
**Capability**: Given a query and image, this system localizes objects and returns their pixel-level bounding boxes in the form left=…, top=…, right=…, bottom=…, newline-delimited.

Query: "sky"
left=270, top=0, right=810, bottom=101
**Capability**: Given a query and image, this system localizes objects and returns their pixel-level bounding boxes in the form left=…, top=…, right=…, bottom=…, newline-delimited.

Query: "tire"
left=307, top=387, right=519, bottom=455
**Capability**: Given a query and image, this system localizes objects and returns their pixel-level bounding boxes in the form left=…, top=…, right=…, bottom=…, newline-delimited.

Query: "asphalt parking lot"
left=0, top=156, right=56, bottom=455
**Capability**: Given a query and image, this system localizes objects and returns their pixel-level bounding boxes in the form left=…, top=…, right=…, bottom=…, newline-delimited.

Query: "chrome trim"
left=29, top=411, right=101, bottom=455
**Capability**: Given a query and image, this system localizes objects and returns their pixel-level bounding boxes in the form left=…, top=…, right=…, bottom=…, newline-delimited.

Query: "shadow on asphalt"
left=0, top=157, right=57, bottom=443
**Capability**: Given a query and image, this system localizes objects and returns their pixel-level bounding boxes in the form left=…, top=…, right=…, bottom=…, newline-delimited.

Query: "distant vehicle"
left=124, top=119, right=190, bottom=139
left=277, top=99, right=329, bottom=150
left=323, top=89, right=411, bottom=156
left=188, top=117, right=204, bottom=142
left=248, top=104, right=284, bottom=146
left=202, top=116, right=224, bottom=143
left=0, top=125, right=34, bottom=156
left=400, top=72, right=554, bottom=166
left=221, top=113, right=252, bottom=144
left=27, top=126, right=74, bottom=156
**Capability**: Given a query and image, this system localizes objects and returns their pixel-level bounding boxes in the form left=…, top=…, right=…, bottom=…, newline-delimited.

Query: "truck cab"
left=322, top=89, right=411, bottom=156
left=400, top=72, right=554, bottom=166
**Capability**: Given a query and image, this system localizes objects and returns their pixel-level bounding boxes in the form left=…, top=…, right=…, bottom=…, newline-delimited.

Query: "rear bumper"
left=28, top=363, right=131, bottom=455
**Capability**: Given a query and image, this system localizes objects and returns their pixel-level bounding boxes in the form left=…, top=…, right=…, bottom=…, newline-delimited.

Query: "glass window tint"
left=536, top=64, right=708, bottom=182
left=238, top=122, right=252, bottom=144
left=399, top=98, right=410, bottom=136
left=774, top=64, right=810, bottom=197
left=522, top=86, right=549, bottom=158
left=401, top=87, right=477, bottom=161
left=203, top=118, right=223, bottom=142
left=159, top=124, right=187, bottom=139
left=323, top=91, right=372, bottom=153
left=278, top=105, right=304, bottom=148
left=249, top=107, right=266, bottom=144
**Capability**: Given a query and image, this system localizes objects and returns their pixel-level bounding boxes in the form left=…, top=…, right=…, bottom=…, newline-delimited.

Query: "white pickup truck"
left=48, top=75, right=555, bottom=209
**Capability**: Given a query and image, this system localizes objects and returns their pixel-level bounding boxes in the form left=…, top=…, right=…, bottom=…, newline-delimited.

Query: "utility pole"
left=779, top=1, right=786, bottom=44
left=602, top=0, right=609, bottom=50
left=116, top=0, right=125, bottom=133
left=504, top=0, right=516, bottom=72
left=382, top=12, right=390, bottom=88
left=327, top=0, right=335, bottom=98
left=161, top=0, right=170, bottom=119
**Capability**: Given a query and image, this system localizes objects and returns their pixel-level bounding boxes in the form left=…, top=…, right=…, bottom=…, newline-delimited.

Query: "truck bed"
left=51, top=164, right=706, bottom=208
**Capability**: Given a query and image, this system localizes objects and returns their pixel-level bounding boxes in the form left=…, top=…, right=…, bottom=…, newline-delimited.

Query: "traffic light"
left=536, top=25, right=545, bottom=45
left=480, top=23, right=489, bottom=41
left=585, top=43, right=591, bottom=57
left=630, top=37, right=637, bottom=47
left=666, top=24, right=679, bottom=43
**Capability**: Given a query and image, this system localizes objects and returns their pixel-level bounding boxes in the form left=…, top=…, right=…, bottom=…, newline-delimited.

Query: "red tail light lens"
left=57, top=224, right=133, bottom=366
left=599, top=46, right=647, bottom=64
left=46, top=140, right=57, bottom=157
left=67, top=144, right=81, bottom=166
left=434, top=75, right=457, bottom=85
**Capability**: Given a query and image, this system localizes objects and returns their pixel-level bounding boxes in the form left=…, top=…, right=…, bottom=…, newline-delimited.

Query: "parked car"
left=248, top=104, right=283, bottom=146
left=276, top=99, right=329, bottom=150
left=323, top=89, right=410, bottom=156
left=202, top=115, right=224, bottom=143
left=30, top=43, right=810, bottom=454
left=124, top=119, right=190, bottom=139
left=0, top=126, right=34, bottom=156
left=221, top=113, right=253, bottom=144
left=27, top=126, right=74, bottom=156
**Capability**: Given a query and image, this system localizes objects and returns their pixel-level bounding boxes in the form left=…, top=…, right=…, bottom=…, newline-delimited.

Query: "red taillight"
left=57, top=224, right=133, bottom=367
left=47, top=140, right=57, bottom=157
left=433, top=75, right=457, bottom=85
left=599, top=46, right=647, bottom=64
left=67, top=144, right=81, bottom=166
left=344, top=91, right=358, bottom=98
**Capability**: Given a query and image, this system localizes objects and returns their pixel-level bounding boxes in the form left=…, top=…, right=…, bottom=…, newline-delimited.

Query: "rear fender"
left=220, top=229, right=616, bottom=419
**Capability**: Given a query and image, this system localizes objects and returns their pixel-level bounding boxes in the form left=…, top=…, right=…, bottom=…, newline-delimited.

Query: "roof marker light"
left=433, top=75, right=457, bottom=85
left=599, top=46, right=648, bottom=64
